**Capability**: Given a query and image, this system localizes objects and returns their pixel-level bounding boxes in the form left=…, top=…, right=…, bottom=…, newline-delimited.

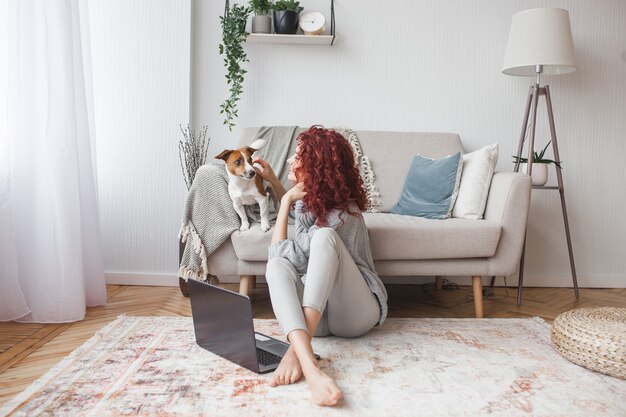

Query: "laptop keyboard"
left=256, top=348, right=282, bottom=367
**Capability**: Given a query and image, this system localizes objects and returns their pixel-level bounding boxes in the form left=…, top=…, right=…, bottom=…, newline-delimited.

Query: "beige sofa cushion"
left=230, top=213, right=501, bottom=262
left=364, top=213, right=501, bottom=260
left=230, top=225, right=276, bottom=262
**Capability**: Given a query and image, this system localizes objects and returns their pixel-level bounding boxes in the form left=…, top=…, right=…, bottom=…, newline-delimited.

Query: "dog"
left=215, top=139, right=278, bottom=233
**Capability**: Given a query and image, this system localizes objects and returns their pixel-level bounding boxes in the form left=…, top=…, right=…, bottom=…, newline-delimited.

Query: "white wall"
left=89, top=0, right=190, bottom=285
left=92, top=0, right=626, bottom=287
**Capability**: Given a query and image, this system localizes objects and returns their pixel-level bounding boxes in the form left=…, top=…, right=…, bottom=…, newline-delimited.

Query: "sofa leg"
left=239, top=275, right=253, bottom=296
left=435, top=276, right=444, bottom=290
left=472, top=276, right=484, bottom=318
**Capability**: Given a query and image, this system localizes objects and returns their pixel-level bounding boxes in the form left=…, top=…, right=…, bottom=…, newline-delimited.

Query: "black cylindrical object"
left=273, top=10, right=299, bottom=34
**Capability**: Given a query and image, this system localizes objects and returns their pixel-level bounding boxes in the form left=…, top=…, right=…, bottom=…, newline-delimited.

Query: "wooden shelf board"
left=532, top=185, right=560, bottom=190
left=246, top=33, right=334, bottom=45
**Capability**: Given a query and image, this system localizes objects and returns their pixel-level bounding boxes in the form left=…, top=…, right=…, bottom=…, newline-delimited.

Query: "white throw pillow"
left=452, top=143, right=499, bottom=220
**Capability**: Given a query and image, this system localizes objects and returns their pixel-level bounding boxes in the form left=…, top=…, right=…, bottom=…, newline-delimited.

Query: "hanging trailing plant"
left=219, top=2, right=251, bottom=131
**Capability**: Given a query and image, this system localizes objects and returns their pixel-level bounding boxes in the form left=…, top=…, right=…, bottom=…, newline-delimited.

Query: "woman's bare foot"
left=269, top=346, right=303, bottom=386
left=303, top=366, right=343, bottom=406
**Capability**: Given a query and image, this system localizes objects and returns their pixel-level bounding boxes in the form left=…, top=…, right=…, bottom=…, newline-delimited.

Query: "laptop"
left=188, top=278, right=290, bottom=374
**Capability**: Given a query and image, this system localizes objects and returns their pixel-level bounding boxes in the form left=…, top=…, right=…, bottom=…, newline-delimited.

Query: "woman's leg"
left=303, top=228, right=380, bottom=337
left=265, top=258, right=307, bottom=386
left=265, top=257, right=307, bottom=337
left=293, top=228, right=379, bottom=406
left=265, top=258, right=330, bottom=389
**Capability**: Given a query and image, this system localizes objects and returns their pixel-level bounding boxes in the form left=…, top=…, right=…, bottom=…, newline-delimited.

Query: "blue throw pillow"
left=390, top=152, right=463, bottom=219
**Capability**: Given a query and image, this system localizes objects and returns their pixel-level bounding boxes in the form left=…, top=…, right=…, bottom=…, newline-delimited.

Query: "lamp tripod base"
left=513, top=84, right=580, bottom=305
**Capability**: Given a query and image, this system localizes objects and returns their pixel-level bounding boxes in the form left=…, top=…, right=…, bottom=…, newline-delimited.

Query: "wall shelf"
left=247, top=33, right=334, bottom=45
left=227, top=0, right=336, bottom=46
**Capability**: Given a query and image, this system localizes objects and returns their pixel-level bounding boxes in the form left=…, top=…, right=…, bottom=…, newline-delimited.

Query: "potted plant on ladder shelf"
left=512, top=141, right=563, bottom=186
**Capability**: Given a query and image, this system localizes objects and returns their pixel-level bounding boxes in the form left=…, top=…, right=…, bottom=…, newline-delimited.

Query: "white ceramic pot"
left=520, top=162, right=548, bottom=186
left=252, top=16, right=271, bottom=34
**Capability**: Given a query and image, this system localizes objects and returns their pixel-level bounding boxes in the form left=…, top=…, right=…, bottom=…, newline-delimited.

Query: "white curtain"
left=0, top=0, right=107, bottom=323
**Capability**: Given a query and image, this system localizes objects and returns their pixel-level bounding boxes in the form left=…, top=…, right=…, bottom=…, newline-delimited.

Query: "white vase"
left=519, top=162, right=548, bottom=186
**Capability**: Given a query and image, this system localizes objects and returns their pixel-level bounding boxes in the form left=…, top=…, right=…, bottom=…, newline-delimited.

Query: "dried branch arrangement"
left=178, top=124, right=210, bottom=190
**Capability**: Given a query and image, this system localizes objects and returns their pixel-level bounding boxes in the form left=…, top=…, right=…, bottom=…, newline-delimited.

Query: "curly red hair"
left=293, top=126, right=368, bottom=226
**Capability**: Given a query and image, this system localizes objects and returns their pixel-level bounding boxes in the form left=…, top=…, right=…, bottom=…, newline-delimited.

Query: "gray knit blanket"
left=178, top=126, right=382, bottom=283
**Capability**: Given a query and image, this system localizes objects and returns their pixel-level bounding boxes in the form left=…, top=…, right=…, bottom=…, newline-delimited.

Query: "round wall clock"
left=299, top=11, right=326, bottom=35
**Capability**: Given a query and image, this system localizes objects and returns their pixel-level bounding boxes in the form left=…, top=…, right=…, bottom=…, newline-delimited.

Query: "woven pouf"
left=551, top=307, right=626, bottom=380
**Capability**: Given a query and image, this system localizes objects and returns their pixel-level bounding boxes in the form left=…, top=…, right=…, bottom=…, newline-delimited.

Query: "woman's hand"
left=252, top=157, right=278, bottom=184
left=283, top=183, right=307, bottom=204
left=253, top=157, right=288, bottom=201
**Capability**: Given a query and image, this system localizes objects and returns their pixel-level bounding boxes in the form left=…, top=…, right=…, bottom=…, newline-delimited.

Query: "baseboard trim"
left=104, top=272, right=625, bottom=288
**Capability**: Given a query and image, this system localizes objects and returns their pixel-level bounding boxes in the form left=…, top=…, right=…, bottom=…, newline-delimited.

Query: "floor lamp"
left=501, top=8, right=580, bottom=305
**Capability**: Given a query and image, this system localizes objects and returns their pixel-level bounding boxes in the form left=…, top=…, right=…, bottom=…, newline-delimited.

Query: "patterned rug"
left=2, top=316, right=625, bottom=417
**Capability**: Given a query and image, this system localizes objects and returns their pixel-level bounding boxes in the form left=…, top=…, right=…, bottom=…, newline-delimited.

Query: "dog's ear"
left=215, top=150, right=232, bottom=161
left=249, top=139, right=266, bottom=150
left=244, top=146, right=257, bottom=157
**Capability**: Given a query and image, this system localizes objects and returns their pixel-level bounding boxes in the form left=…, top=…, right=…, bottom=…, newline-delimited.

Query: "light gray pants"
left=265, top=228, right=380, bottom=338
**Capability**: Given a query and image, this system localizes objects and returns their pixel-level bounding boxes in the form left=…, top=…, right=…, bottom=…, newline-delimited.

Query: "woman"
left=253, top=126, right=388, bottom=407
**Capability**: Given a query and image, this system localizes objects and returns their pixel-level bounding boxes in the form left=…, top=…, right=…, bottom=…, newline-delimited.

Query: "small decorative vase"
left=520, top=162, right=549, bottom=186
left=273, top=10, right=299, bottom=34
left=251, top=15, right=271, bottom=34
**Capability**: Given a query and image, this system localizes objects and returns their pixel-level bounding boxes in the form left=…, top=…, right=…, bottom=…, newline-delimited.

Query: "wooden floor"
left=1, top=282, right=625, bottom=406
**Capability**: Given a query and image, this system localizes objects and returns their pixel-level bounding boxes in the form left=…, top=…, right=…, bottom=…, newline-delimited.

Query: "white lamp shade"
left=502, top=8, right=576, bottom=77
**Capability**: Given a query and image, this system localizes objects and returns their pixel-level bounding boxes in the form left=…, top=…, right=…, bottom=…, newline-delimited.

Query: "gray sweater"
left=268, top=200, right=388, bottom=325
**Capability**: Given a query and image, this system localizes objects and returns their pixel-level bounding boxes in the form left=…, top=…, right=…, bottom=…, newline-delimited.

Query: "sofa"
left=191, top=128, right=532, bottom=318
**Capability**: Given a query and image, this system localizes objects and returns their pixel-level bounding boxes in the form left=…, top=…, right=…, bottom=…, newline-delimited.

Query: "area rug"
left=2, top=317, right=625, bottom=417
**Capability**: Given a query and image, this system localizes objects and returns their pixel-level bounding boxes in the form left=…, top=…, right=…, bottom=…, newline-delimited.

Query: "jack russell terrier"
left=215, top=139, right=278, bottom=233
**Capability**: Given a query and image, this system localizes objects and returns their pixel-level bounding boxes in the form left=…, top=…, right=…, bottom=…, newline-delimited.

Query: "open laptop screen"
left=188, top=279, right=259, bottom=372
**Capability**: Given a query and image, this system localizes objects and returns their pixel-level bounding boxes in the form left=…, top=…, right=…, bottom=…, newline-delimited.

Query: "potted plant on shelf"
left=272, top=0, right=303, bottom=34
left=219, top=2, right=250, bottom=130
left=512, top=141, right=562, bottom=186
left=250, top=0, right=273, bottom=34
